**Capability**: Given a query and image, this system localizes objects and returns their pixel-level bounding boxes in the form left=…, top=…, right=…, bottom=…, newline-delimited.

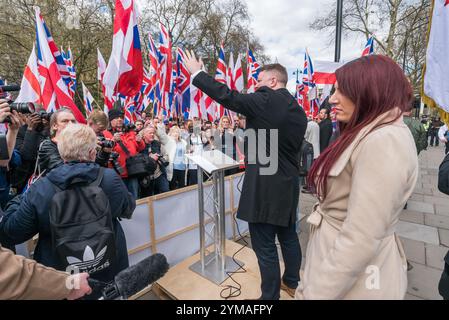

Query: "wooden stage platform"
left=152, top=240, right=294, bottom=300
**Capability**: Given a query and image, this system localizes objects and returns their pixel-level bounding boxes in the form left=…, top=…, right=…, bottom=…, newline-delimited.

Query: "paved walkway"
left=298, top=145, right=448, bottom=300
left=143, top=145, right=449, bottom=300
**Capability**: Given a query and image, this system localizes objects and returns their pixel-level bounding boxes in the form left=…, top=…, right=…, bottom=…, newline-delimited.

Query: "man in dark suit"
left=318, top=107, right=333, bottom=153
left=184, top=51, right=307, bottom=300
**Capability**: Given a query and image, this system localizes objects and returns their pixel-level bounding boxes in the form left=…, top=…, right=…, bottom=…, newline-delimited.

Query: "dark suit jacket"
left=319, top=118, right=333, bottom=153
left=193, top=71, right=307, bottom=227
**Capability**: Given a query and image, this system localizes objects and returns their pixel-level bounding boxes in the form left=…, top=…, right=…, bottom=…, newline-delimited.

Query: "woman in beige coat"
left=296, top=55, right=419, bottom=300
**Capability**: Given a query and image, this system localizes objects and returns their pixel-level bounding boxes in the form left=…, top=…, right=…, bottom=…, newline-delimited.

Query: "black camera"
left=110, top=152, right=125, bottom=175
left=98, top=137, right=116, bottom=149
left=156, top=154, right=169, bottom=167
left=36, top=109, right=52, bottom=122
left=10, top=102, right=38, bottom=114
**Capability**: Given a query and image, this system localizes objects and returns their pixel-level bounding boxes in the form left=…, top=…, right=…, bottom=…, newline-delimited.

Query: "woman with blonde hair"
left=296, top=55, right=418, bottom=300
left=155, top=124, right=188, bottom=190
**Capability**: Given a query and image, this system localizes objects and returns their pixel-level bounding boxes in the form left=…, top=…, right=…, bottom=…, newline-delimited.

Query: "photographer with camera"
left=38, top=108, right=77, bottom=175
left=87, top=111, right=114, bottom=168
left=10, top=112, right=50, bottom=195
left=103, top=109, right=145, bottom=198
left=0, top=99, right=23, bottom=208
left=139, top=126, right=169, bottom=197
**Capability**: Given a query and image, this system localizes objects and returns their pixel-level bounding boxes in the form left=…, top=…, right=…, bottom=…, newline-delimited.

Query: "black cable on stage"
left=220, top=173, right=250, bottom=300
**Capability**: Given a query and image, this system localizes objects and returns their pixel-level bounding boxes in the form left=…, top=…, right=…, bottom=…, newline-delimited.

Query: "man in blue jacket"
left=0, top=124, right=136, bottom=298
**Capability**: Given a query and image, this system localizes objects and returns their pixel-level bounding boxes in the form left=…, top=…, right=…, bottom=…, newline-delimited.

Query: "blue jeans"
left=124, top=177, right=139, bottom=199
left=152, top=174, right=170, bottom=195
left=248, top=222, right=302, bottom=300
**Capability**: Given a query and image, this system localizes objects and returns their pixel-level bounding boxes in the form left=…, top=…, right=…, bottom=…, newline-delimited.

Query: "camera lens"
left=10, top=102, right=38, bottom=114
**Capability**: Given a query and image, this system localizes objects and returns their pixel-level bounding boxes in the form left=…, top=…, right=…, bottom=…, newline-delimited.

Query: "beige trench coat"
left=0, top=245, right=71, bottom=300
left=296, top=109, right=419, bottom=300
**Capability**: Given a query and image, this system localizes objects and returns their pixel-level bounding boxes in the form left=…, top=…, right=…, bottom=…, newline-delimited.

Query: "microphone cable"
left=220, top=173, right=249, bottom=300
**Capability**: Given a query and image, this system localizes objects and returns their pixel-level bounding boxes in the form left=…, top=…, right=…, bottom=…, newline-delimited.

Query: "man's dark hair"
left=260, top=64, right=288, bottom=85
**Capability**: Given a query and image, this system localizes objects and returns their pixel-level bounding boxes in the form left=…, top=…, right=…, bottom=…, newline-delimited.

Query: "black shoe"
left=302, top=188, right=312, bottom=194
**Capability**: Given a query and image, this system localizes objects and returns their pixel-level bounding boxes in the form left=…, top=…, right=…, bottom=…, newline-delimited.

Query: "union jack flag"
left=176, top=48, right=191, bottom=120
left=62, top=46, right=76, bottom=99
left=246, top=48, right=261, bottom=93
left=82, top=82, right=95, bottom=116
left=159, top=24, right=173, bottom=113
left=295, top=81, right=305, bottom=108
left=215, top=43, right=227, bottom=120
left=147, top=34, right=162, bottom=117
left=124, top=96, right=137, bottom=124
left=35, top=6, right=85, bottom=123
left=302, top=50, right=315, bottom=88
left=362, top=36, right=374, bottom=57
left=38, top=15, right=71, bottom=89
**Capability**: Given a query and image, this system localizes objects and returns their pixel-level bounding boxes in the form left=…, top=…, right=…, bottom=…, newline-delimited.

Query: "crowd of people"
left=1, top=52, right=449, bottom=300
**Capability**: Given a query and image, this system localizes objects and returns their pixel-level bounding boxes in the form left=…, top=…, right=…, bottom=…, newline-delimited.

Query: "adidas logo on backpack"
left=66, top=245, right=111, bottom=274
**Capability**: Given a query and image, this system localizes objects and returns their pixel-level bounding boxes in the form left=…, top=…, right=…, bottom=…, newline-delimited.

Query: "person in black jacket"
left=10, top=113, right=49, bottom=194
left=38, top=108, right=77, bottom=175
left=438, top=153, right=449, bottom=299
left=139, top=127, right=169, bottom=197
left=87, top=110, right=114, bottom=168
left=318, top=107, right=333, bottom=153
left=184, top=51, right=307, bottom=300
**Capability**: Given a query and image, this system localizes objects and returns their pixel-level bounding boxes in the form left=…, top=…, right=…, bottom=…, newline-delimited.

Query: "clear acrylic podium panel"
left=185, top=150, right=244, bottom=285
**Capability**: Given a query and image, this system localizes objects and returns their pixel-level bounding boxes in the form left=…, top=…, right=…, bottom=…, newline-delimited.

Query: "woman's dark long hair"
left=307, top=55, right=413, bottom=201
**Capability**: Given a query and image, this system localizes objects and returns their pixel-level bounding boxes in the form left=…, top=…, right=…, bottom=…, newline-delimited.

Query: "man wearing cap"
left=103, top=109, right=145, bottom=198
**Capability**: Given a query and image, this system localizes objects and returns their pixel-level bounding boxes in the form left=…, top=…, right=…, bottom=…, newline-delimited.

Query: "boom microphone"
left=100, top=253, right=169, bottom=300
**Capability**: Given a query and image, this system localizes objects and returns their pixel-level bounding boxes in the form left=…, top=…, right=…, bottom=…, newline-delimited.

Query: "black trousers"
left=170, top=169, right=186, bottom=190
left=430, top=129, right=439, bottom=147
left=248, top=222, right=302, bottom=300
left=187, top=169, right=198, bottom=186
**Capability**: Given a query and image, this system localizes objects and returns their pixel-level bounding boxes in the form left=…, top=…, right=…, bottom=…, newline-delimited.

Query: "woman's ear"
left=89, top=148, right=97, bottom=161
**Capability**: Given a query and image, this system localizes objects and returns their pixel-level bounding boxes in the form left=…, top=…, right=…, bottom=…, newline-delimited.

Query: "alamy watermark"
left=65, top=265, right=81, bottom=290
left=365, top=265, right=380, bottom=290
left=189, top=127, right=280, bottom=176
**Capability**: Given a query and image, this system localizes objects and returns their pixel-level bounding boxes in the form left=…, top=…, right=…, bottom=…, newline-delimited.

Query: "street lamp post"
left=335, top=0, right=344, bottom=63
left=402, top=37, right=408, bottom=73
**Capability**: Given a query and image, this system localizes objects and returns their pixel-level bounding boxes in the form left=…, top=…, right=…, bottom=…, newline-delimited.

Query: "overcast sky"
left=136, top=0, right=371, bottom=91
left=244, top=0, right=366, bottom=91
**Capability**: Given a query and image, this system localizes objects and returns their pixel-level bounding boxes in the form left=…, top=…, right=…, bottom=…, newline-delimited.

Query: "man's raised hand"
left=183, top=50, right=204, bottom=75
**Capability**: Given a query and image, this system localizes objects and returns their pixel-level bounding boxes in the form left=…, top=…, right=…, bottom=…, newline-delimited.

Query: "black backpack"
left=49, top=168, right=116, bottom=275
left=298, top=139, right=314, bottom=177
